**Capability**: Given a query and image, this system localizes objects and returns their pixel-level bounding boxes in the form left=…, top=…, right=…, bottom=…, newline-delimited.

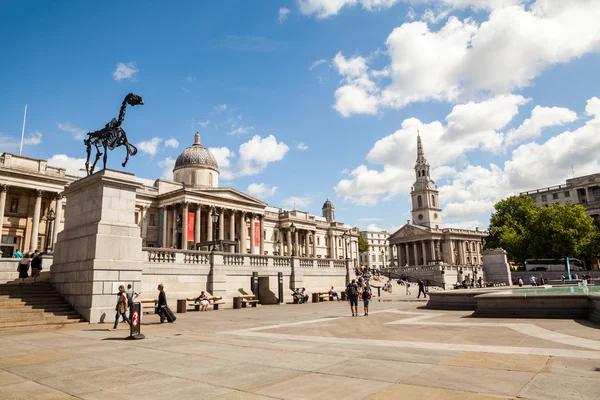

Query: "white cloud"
left=137, top=137, right=163, bottom=156
left=238, top=135, right=289, bottom=176
left=309, top=59, right=327, bottom=71
left=298, top=0, right=400, bottom=18
left=282, top=195, right=313, bottom=209
left=247, top=183, right=278, bottom=199
left=164, top=138, right=179, bottom=149
left=213, top=104, right=227, bottom=112
left=331, top=1, right=600, bottom=115
left=23, top=131, right=42, bottom=145
left=366, top=224, right=384, bottom=232
left=112, top=62, right=139, bottom=81
left=209, top=147, right=236, bottom=180
left=445, top=220, right=483, bottom=230
left=158, top=157, right=175, bottom=180
left=503, top=105, right=578, bottom=147
left=47, top=154, right=87, bottom=176
left=296, top=142, right=309, bottom=151
left=228, top=125, right=254, bottom=135
left=278, top=7, right=291, bottom=22
left=195, top=120, right=211, bottom=128
left=585, top=97, right=600, bottom=117
left=358, top=217, right=382, bottom=221
left=58, top=122, right=87, bottom=140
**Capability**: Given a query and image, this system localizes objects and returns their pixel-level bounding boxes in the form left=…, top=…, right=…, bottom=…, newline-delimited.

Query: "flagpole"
left=19, top=104, right=27, bottom=156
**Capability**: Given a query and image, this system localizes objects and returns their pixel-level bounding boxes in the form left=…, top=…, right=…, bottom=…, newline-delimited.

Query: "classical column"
left=240, top=212, right=246, bottom=254
left=328, top=232, right=333, bottom=258
left=182, top=202, right=189, bottom=249
left=229, top=210, right=236, bottom=253
left=161, top=206, right=168, bottom=248
left=52, top=194, right=63, bottom=248
left=421, top=241, right=427, bottom=265
left=207, top=206, right=213, bottom=243
left=388, top=245, right=394, bottom=266
left=430, top=240, right=436, bottom=262
left=194, top=204, right=201, bottom=245
left=141, top=206, right=149, bottom=246
left=171, top=206, right=178, bottom=248
left=412, top=242, right=418, bottom=266
left=405, top=244, right=410, bottom=266
left=294, top=229, right=299, bottom=257
left=29, top=190, right=43, bottom=251
left=0, top=185, right=8, bottom=252
left=218, top=207, right=224, bottom=241
left=249, top=214, right=256, bottom=255
left=312, top=231, right=317, bottom=257
left=259, top=215, right=264, bottom=255
left=286, top=229, right=292, bottom=256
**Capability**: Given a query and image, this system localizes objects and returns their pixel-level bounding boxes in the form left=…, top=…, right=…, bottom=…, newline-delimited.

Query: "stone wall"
left=0, top=256, right=53, bottom=283
left=140, top=248, right=349, bottom=307
left=384, top=264, right=482, bottom=289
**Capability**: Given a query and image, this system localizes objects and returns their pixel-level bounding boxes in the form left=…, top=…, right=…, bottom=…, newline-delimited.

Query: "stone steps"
left=0, top=283, right=84, bottom=329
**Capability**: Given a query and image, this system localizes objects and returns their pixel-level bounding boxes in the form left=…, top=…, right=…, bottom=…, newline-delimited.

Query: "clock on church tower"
left=410, top=131, right=443, bottom=229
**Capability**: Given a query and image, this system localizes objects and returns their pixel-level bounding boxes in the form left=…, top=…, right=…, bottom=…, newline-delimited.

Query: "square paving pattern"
left=1, top=298, right=599, bottom=399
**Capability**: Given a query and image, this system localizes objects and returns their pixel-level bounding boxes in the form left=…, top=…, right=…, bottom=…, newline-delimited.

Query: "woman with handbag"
left=17, top=253, right=30, bottom=284
left=362, top=282, right=372, bottom=316
left=110, top=285, right=131, bottom=331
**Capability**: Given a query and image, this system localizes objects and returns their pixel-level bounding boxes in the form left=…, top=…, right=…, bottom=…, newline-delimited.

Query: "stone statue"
left=84, top=93, right=144, bottom=175
left=483, top=228, right=503, bottom=249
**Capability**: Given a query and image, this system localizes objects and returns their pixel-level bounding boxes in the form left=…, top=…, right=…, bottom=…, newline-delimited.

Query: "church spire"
left=416, top=128, right=427, bottom=165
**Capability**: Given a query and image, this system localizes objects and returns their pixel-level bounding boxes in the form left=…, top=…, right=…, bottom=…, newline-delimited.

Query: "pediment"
left=192, top=188, right=268, bottom=207
left=389, top=224, right=430, bottom=241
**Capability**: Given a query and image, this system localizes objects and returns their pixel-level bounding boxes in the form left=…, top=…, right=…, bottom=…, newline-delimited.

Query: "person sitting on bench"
left=301, top=288, right=309, bottom=304
left=329, top=286, right=340, bottom=300
left=196, top=291, right=210, bottom=311
left=292, top=288, right=304, bottom=303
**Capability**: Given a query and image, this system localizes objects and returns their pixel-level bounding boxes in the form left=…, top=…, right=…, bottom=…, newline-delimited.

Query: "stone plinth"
left=51, top=170, right=143, bottom=322
left=482, top=248, right=512, bottom=286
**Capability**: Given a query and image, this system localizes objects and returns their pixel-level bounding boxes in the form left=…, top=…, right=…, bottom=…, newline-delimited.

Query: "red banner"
left=254, top=221, right=260, bottom=248
left=187, top=212, right=195, bottom=240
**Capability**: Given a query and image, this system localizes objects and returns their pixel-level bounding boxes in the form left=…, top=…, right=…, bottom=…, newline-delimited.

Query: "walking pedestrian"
left=518, top=277, right=523, bottom=287
left=157, top=284, right=170, bottom=323
left=110, top=285, right=131, bottom=331
left=362, top=282, right=372, bottom=316
left=17, top=253, right=30, bottom=284
left=405, top=280, right=412, bottom=295
left=417, top=280, right=427, bottom=298
left=30, top=251, right=43, bottom=284
left=346, top=279, right=359, bottom=317
left=123, top=284, right=139, bottom=321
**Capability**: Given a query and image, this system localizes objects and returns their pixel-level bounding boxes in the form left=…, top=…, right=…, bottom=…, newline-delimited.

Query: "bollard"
left=312, top=292, right=319, bottom=303
left=233, top=297, right=242, bottom=309
left=341, top=291, right=347, bottom=301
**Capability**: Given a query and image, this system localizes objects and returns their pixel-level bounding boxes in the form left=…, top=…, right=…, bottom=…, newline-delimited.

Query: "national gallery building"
left=0, top=133, right=359, bottom=264
left=388, top=133, right=486, bottom=268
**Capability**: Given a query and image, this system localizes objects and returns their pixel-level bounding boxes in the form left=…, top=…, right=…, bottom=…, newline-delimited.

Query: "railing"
left=332, top=260, right=346, bottom=268
left=274, top=257, right=290, bottom=267
left=223, top=255, right=244, bottom=266
left=184, top=252, right=209, bottom=264
left=317, top=260, right=329, bottom=268
left=299, top=259, right=313, bottom=268
left=249, top=256, right=268, bottom=267
left=146, top=250, right=176, bottom=263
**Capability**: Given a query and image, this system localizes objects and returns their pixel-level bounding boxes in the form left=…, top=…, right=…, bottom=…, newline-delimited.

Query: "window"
left=532, top=196, right=537, bottom=202
left=552, top=193, right=559, bottom=200
left=325, top=237, right=328, bottom=246
left=208, top=173, right=213, bottom=186
left=541, top=195, right=547, bottom=202
left=317, top=237, right=320, bottom=246
left=432, top=195, right=435, bottom=207
left=149, top=213, right=156, bottom=227
left=263, top=231, right=266, bottom=240
left=417, top=195, right=422, bottom=208
left=190, top=173, right=196, bottom=186
left=9, top=199, right=18, bottom=213
left=41, top=202, right=46, bottom=217
left=135, top=212, right=139, bottom=224
left=372, top=255, right=376, bottom=261
left=274, top=231, right=278, bottom=241
left=564, top=191, right=570, bottom=198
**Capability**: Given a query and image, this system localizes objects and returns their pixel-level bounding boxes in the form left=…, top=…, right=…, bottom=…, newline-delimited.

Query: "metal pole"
left=19, top=104, right=27, bottom=156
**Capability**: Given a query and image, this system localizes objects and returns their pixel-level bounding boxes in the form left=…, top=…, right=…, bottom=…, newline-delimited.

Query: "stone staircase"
left=0, top=282, right=84, bottom=329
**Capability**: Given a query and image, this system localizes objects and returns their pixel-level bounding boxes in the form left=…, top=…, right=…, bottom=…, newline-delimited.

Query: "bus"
left=525, top=258, right=585, bottom=272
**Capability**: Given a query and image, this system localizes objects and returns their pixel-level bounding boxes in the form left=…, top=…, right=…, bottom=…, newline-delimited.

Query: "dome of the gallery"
left=174, top=133, right=219, bottom=172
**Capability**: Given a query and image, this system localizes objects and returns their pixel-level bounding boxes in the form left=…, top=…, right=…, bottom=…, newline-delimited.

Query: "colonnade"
left=389, top=239, right=482, bottom=267
left=159, top=203, right=264, bottom=254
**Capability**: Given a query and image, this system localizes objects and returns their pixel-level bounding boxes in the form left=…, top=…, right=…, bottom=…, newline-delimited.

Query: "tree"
left=489, top=195, right=538, bottom=262
left=355, top=228, right=369, bottom=253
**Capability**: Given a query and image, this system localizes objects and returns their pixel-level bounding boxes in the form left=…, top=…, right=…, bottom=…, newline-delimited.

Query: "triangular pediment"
left=388, top=223, right=430, bottom=241
left=191, top=187, right=267, bottom=207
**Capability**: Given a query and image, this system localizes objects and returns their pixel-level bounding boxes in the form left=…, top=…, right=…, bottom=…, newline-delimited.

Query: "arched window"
left=208, top=173, right=213, bottom=186
left=431, top=195, right=435, bottom=207
left=417, top=195, right=422, bottom=208
left=190, top=173, right=196, bottom=186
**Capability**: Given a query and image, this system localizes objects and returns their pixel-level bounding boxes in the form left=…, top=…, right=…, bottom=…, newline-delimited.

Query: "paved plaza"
left=1, top=296, right=600, bottom=399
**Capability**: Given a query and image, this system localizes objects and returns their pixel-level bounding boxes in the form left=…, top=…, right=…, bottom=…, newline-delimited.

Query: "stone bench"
left=312, top=292, right=330, bottom=303
left=140, top=299, right=157, bottom=314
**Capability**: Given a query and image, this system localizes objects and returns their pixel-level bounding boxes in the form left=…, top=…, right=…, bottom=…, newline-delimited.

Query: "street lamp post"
left=381, top=249, right=385, bottom=269
left=290, top=223, right=296, bottom=257
left=45, top=209, right=56, bottom=253
left=211, top=208, right=219, bottom=251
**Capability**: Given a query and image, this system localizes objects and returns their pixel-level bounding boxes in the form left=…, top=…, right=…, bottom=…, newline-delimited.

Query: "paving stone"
left=440, top=351, right=550, bottom=372
left=200, top=363, right=305, bottom=390
left=0, top=380, right=77, bottom=399
left=365, top=383, right=515, bottom=399
left=543, top=356, right=600, bottom=378
left=318, top=359, right=433, bottom=382
left=518, top=372, right=600, bottom=400
left=7, top=357, right=113, bottom=381
left=0, top=350, right=75, bottom=368
left=0, top=370, right=26, bottom=387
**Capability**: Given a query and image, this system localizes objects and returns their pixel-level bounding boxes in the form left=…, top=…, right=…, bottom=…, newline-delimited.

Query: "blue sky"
left=1, top=1, right=600, bottom=233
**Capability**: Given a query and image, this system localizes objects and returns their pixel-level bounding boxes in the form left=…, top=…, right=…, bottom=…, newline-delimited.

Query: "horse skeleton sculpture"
left=84, top=93, right=144, bottom=175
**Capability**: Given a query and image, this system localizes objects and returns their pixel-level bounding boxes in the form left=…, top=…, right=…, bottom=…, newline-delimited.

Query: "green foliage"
left=355, top=228, right=370, bottom=253
left=489, top=195, right=598, bottom=262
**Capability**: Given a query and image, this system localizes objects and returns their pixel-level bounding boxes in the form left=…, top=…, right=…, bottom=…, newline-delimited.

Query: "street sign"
left=126, top=302, right=145, bottom=340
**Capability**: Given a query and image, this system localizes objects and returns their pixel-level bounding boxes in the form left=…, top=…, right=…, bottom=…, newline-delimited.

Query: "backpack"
left=346, top=284, right=357, bottom=297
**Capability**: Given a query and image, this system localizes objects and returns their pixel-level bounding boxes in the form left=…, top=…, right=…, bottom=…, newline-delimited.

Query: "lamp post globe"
left=290, top=223, right=296, bottom=257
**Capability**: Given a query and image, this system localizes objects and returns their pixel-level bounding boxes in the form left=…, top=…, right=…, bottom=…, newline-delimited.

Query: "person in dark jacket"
left=417, top=280, right=427, bottom=298
left=30, top=251, right=43, bottom=283
left=157, top=284, right=168, bottom=323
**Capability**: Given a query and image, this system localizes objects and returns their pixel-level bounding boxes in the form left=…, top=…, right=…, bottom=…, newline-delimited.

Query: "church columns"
left=421, top=241, right=427, bottom=265
left=388, top=245, right=394, bottom=267
left=182, top=202, right=189, bottom=249
left=405, top=244, right=410, bottom=266
left=229, top=210, right=236, bottom=253
left=413, top=243, right=418, bottom=266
